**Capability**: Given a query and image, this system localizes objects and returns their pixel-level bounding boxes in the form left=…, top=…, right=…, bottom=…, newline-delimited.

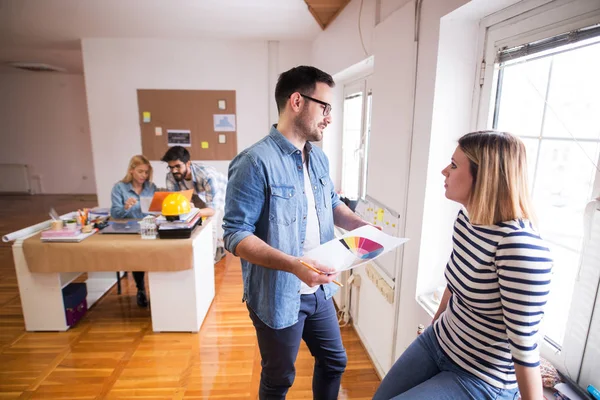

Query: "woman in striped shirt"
left=373, top=131, right=552, bottom=400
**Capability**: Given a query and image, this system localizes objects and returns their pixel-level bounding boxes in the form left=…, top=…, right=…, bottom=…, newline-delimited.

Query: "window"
left=341, top=78, right=372, bottom=200
left=494, top=33, right=600, bottom=347
left=476, top=0, right=600, bottom=388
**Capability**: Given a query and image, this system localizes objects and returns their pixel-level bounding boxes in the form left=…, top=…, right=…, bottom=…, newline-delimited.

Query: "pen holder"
left=51, top=220, right=64, bottom=231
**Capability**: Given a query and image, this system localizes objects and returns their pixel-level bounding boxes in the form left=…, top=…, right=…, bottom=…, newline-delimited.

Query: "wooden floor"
left=0, top=195, right=380, bottom=399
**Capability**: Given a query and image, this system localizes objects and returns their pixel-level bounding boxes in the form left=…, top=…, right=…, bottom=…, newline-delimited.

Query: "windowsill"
left=417, top=292, right=440, bottom=318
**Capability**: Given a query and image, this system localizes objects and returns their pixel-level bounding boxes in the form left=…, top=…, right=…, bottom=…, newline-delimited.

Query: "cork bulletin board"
left=137, top=89, right=238, bottom=160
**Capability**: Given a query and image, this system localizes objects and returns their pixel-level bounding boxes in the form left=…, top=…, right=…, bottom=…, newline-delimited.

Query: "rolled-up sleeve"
left=496, top=232, right=553, bottom=367
left=222, top=152, right=266, bottom=256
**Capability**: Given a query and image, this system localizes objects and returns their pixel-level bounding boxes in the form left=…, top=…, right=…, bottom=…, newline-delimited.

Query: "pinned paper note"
left=218, top=134, right=226, bottom=144
left=143, top=112, right=151, bottom=123
left=218, top=100, right=226, bottom=110
left=201, top=141, right=209, bottom=149
left=155, top=127, right=163, bottom=136
left=213, top=114, right=236, bottom=132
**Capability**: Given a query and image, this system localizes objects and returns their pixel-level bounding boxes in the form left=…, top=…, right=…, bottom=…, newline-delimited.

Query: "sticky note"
left=143, top=112, right=151, bottom=123
left=376, top=208, right=384, bottom=221
left=218, top=134, right=226, bottom=144
left=201, top=141, right=209, bottom=149
left=155, top=127, right=162, bottom=136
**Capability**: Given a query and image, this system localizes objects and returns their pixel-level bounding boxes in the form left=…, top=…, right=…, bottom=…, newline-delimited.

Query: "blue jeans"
left=373, top=326, right=519, bottom=400
left=248, top=287, right=347, bottom=400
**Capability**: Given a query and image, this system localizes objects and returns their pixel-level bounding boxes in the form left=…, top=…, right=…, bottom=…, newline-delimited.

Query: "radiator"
left=0, top=164, right=31, bottom=193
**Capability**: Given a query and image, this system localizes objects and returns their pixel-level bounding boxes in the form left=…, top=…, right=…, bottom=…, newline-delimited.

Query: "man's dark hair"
left=161, top=146, right=190, bottom=163
left=274, top=66, right=335, bottom=114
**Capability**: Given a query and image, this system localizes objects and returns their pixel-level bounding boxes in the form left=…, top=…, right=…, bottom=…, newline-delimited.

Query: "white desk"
left=12, top=219, right=215, bottom=333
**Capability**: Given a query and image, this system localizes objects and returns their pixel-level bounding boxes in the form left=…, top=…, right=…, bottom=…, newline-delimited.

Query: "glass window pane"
left=493, top=38, right=600, bottom=347
left=531, top=140, right=599, bottom=345
left=361, top=93, right=373, bottom=199
left=520, top=137, right=539, bottom=186
left=495, top=57, right=551, bottom=137
left=341, top=93, right=363, bottom=199
left=543, top=42, right=600, bottom=140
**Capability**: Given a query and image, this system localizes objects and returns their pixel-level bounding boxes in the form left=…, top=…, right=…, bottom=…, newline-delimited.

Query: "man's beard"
left=173, top=170, right=185, bottom=181
left=293, top=108, right=322, bottom=142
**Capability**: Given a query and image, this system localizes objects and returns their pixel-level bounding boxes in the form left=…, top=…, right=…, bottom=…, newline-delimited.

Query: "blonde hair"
left=122, top=155, right=153, bottom=184
left=458, top=131, right=536, bottom=226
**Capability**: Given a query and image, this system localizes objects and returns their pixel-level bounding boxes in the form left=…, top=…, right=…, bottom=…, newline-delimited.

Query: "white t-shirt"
left=300, top=161, right=321, bottom=295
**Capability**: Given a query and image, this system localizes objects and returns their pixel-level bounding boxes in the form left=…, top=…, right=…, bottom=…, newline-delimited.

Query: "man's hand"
left=124, top=197, right=138, bottom=210
left=292, top=257, right=339, bottom=288
left=367, top=223, right=382, bottom=231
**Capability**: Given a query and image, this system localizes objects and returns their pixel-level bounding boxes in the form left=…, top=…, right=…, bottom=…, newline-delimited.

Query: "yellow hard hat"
left=162, top=193, right=191, bottom=218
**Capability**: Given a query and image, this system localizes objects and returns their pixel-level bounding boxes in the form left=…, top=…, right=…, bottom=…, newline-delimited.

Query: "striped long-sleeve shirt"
left=434, top=210, right=553, bottom=389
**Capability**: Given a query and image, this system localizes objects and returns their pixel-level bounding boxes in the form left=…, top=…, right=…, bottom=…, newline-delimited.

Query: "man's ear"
left=289, top=92, right=303, bottom=113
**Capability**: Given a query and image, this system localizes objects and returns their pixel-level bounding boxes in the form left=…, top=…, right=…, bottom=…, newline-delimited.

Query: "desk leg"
left=12, top=240, right=69, bottom=331
left=148, top=220, right=215, bottom=332
left=116, top=272, right=121, bottom=295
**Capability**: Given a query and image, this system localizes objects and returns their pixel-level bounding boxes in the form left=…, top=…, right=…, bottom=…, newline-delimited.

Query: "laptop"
left=100, top=220, right=140, bottom=234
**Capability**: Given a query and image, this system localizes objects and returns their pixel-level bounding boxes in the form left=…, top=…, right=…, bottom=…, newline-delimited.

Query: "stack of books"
left=157, top=208, right=202, bottom=238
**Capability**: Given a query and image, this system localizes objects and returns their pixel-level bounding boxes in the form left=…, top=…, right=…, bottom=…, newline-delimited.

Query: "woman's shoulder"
left=112, top=181, right=128, bottom=192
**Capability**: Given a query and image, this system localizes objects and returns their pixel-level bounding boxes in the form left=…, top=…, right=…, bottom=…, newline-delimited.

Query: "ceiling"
left=304, top=0, right=350, bottom=29
left=0, top=0, right=347, bottom=74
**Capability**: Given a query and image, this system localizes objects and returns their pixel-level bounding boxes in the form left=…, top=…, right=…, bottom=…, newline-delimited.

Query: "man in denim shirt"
left=223, top=66, right=372, bottom=400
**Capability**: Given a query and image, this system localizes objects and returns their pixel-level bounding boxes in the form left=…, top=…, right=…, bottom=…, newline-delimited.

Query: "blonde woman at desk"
left=373, top=131, right=552, bottom=400
left=110, top=155, right=157, bottom=307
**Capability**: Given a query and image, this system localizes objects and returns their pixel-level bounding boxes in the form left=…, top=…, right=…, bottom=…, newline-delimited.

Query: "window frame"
left=341, top=76, right=373, bottom=201
left=473, top=0, right=600, bottom=385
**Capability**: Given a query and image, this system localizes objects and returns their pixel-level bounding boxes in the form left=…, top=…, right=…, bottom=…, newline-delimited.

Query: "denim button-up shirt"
left=223, top=126, right=342, bottom=329
left=110, top=181, right=157, bottom=219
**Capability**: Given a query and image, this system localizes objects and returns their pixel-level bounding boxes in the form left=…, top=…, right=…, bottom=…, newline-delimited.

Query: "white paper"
left=304, top=225, right=408, bottom=272
left=555, top=383, right=586, bottom=400
left=213, top=114, right=236, bottom=132
left=218, top=100, right=226, bottom=110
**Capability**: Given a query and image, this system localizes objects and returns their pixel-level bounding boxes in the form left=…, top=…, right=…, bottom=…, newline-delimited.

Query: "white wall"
left=0, top=72, right=96, bottom=194
left=82, top=39, right=269, bottom=207
left=268, top=41, right=313, bottom=126
left=415, top=14, right=481, bottom=298
left=82, top=38, right=312, bottom=206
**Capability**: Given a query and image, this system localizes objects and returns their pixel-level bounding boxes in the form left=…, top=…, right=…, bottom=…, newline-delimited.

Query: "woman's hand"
left=124, top=197, right=138, bottom=210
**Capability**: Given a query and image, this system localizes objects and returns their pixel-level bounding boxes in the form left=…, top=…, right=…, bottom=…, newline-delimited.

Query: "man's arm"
left=235, top=235, right=338, bottom=287
left=333, top=203, right=370, bottom=231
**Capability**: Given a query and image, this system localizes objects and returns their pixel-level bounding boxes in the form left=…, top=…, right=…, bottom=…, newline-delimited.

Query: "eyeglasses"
left=300, top=94, right=332, bottom=117
left=167, top=163, right=185, bottom=172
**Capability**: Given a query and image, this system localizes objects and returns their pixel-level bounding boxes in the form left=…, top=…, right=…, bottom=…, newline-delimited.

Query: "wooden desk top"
left=22, top=221, right=211, bottom=273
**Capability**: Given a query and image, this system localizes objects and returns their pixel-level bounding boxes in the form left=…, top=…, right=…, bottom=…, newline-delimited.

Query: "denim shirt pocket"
left=319, top=176, right=329, bottom=209
left=269, top=184, right=297, bottom=226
